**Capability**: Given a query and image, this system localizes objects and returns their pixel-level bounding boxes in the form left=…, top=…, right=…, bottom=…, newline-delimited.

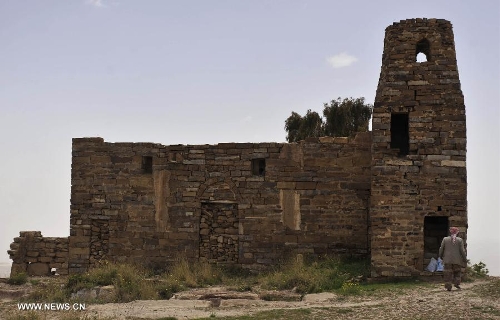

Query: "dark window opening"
left=416, top=38, right=431, bottom=63
left=251, top=159, right=266, bottom=176
left=424, top=216, right=449, bottom=269
left=437, top=206, right=442, bottom=212
left=142, top=156, right=153, bottom=173
left=390, top=113, right=409, bottom=156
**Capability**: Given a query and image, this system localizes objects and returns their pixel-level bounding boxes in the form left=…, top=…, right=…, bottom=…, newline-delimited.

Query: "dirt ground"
left=1, top=277, right=499, bottom=319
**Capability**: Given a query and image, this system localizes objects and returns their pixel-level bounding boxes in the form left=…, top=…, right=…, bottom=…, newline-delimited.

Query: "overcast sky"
left=0, top=0, right=498, bottom=276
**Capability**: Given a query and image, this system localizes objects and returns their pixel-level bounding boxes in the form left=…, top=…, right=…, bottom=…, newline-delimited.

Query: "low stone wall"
left=8, top=231, right=69, bottom=276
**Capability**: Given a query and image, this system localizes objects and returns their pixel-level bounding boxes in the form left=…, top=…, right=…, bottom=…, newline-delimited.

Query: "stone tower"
left=370, top=19, right=467, bottom=277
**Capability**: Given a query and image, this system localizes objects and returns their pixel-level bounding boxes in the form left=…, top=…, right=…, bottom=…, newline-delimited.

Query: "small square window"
left=251, top=159, right=265, bottom=176
left=142, top=156, right=153, bottom=173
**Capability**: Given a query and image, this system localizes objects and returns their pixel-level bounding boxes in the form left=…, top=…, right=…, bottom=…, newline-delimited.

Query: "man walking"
left=439, top=227, right=467, bottom=291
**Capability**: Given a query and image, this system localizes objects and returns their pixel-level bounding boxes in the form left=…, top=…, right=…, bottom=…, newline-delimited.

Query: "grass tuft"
left=65, top=262, right=157, bottom=302
left=259, top=255, right=369, bottom=295
left=165, top=256, right=223, bottom=288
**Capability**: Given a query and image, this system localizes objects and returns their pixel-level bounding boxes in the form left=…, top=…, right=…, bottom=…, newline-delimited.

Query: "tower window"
left=416, top=38, right=431, bottom=63
left=391, top=113, right=409, bottom=156
left=142, top=156, right=153, bottom=173
left=251, top=159, right=266, bottom=176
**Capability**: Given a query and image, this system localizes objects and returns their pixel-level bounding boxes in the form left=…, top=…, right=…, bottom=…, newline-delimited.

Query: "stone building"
left=8, top=18, right=467, bottom=278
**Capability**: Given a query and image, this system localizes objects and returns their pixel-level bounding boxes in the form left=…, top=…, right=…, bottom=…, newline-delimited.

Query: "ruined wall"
left=7, top=18, right=468, bottom=278
left=8, top=231, right=68, bottom=276
left=69, top=138, right=164, bottom=274
left=68, top=133, right=371, bottom=273
left=370, top=18, right=467, bottom=277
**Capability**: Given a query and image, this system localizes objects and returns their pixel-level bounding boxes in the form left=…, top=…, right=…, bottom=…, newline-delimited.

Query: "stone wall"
left=8, top=231, right=69, bottom=276
left=69, top=138, right=164, bottom=274
left=370, top=18, right=467, bottom=277
left=68, top=133, right=371, bottom=273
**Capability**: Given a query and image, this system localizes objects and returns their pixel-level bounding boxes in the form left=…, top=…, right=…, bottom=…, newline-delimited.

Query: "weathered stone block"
left=408, top=80, right=429, bottom=86
left=27, top=263, right=50, bottom=276
left=441, top=160, right=465, bottom=167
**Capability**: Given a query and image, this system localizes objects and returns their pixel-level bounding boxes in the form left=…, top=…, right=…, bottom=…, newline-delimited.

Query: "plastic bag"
left=436, top=258, right=444, bottom=272
left=426, top=257, right=437, bottom=272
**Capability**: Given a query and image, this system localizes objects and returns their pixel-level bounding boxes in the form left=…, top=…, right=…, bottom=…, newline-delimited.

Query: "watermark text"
left=17, top=303, right=86, bottom=311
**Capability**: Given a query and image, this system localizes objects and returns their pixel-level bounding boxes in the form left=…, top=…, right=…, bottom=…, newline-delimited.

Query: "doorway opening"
left=423, top=216, right=448, bottom=270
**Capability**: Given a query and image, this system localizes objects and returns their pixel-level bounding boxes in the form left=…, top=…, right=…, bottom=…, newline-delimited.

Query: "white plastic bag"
left=426, top=257, right=437, bottom=272
left=436, top=258, right=444, bottom=272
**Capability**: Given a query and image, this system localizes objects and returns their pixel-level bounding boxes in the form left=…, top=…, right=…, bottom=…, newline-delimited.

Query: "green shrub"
left=66, top=273, right=92, bottom=292
left=25, top=281, right=67, bottom=303
left=466, top=260, right=489, bottom=278
left=7, top=273, right=28, bottom=285
left=157, top=281, right=183, bottom=300
left=28, top=279, right=40, bottom=285
left=470, top=261, right=489, bottom=278
left=340, top=281, right=361, bottom=295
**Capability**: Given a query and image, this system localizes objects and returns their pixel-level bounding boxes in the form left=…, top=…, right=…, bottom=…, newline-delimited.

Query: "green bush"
left=157, top=281, right=183, bottom=300
left=340, top=281, right=361, bottom=295
left=26, top=281, right=67, bottom=303
left=467, top=260, right=489, bottom=278
left=7, top=273, right=28, bottom=285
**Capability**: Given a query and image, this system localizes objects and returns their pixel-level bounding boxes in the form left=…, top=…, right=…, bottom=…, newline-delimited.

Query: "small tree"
left=284, top=109, right=324, bottom=143
left=323, top=97, right=373, bottom=137
left=284, top=97, right=373, bottom=142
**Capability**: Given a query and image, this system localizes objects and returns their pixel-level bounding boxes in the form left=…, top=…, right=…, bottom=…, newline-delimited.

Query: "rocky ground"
left=0, top=277, right=499, bottom=319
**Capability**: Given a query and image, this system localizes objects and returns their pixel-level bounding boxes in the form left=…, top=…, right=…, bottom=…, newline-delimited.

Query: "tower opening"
left=142, top=156, right=153, bottom=173
left=390, top=113, right=409, bottom=156
left=416, top=38, right=431, bottom=63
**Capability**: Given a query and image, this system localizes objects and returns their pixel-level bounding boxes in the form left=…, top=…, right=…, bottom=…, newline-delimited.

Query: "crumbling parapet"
left=8, top=231, right=69, bottom=276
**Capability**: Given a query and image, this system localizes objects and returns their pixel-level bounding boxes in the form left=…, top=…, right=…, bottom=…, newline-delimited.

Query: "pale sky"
left=1, top=1, right=499, bottom=276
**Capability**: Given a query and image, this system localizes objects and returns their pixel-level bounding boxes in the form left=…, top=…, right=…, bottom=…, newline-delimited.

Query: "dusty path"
left=84, top=278, right=500, bottom=319
left=1, top=277, right=499, bottom=319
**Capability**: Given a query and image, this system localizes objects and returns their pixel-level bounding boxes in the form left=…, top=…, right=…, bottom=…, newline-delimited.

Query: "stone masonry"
left=8, top=18, right=467, bottom=278
left=64, top=134, right=371, bottom=274
left=370, top=18, right=467, bottom=277
left=8, top=232, right=68, bottom=276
